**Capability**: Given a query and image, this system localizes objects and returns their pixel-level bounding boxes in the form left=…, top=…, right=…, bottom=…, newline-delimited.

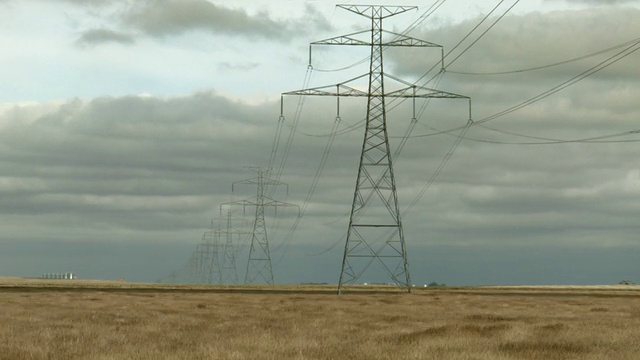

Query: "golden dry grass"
left=0, top=279, right=639, bottom=359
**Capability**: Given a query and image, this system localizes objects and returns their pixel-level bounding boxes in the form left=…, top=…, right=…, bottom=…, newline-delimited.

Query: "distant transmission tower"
left=223, top=168, right=299, bottom=285
left=184, top=223, right=221, bottom=284
left=197, top=225, right=221, bottom=284
left=283, top=5, right=470, bottom=294
left=218, top=210, right=250, bottom=284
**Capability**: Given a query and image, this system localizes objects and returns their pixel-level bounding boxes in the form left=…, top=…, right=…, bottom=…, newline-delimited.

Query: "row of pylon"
left=164, top=168, right=296, bottom=285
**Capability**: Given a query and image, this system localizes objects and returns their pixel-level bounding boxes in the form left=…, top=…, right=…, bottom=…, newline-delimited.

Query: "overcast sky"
left=1, top=0, right=639, bottom=286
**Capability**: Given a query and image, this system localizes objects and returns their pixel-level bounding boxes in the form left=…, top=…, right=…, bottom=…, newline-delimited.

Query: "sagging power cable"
left=447, top=37, right=640, bottom=76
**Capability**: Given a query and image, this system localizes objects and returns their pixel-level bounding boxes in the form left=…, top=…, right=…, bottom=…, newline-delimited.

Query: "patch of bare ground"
left=0, top=282, right=639, bottom=359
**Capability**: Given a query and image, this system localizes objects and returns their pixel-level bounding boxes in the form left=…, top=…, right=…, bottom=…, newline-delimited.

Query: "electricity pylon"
left=196, top=227, right=221, bottom=284
left=223, top=168, right=299, bottom=285
left=283, top=4, right=470, bottom=294
left=185, top=224, right=221, bottom=284
left=217, top=210, right=250, bottom=284
left=164, top=213, right=245, bottom=285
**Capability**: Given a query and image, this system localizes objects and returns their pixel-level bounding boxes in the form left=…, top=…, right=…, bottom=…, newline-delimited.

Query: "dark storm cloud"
left=75, top=28, right=135, bottom=46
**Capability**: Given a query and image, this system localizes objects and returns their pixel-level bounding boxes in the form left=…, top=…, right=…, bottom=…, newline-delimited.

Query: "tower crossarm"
left=223, top=198, right=299, bottom=209
left=283, top=83, right=468, bottom=99
left=385, top=86, right=469, bottom=99
left=283, top=85, right=368, bottom=97
left=382, top=30, right=442, bottom=48
left=312, top=30, right=371, bottom=46
left=221, top=197, right=300, bottom=214
left=283, top=73, right=370, bottom=97
left=312, top=30, right=441, bottom=48
left=232, top=177, right=288, bottom=192
left=337, top=5, right=417, bottom=19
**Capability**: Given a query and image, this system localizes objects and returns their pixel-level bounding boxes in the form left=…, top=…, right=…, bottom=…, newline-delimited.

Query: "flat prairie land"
left=1, top=279, right=639, bottom=360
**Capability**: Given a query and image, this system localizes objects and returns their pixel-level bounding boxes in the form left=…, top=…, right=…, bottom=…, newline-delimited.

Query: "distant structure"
left=162, top=211, right=249, bottom=285
left=223, top=168, right=299, bottom=285
left=191, top=212, right=249, bottom=284
left=42, top=272, right=76, bottom=280
left=218, top=210, right=249, bottom=284
left=192, top=226, right=221, bottom=284
left=283, top=5, right=470, bottom=294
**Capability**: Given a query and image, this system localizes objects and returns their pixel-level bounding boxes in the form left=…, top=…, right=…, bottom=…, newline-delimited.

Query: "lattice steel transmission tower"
left=162, top=212, right=246, bottom=285
left=283, top=5, right=470, bottom=294
left=223, top=168, right=299, bottom=285
left=218, top=210, right=250, bottom=284
left=194, top=227, right=221, bottom=284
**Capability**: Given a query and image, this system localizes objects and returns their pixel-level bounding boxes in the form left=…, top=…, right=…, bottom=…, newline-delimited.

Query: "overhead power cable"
left=444, top=0, right=507, bottom=67
left=402, top=0, right=448, bottom=35
left=406, top=118, right=640, bottom=144
left=476, top=42, right=640, bottom=125
left=464, top=126, right=640, bottom=145
left=446, top=0, right=520, bottom=68
left=306, top=235, right=345, bottom=256
left=447, top=36, right=640, bottom=76
left=268, top=66, right=314, bottom=202
left=273, top=114, right=342, bottom=263
left=405, top=39, right=640, bottom=140
left=267, top=112, right=285, bottom=172
left=409, top=0, right=519, bottom=89
left=402, top=120, right=473, bottom=217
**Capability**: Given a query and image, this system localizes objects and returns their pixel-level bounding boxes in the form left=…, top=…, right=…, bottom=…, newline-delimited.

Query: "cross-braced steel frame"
left=223, top=168, right=299, bottom=285
left=283, top=4, right=470, bottom=294
left=218, top=211, right=249, bottom=284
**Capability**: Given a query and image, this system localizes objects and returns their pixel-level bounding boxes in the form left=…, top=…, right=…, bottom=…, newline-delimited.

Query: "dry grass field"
left=0, top=278, right=639, bottom=360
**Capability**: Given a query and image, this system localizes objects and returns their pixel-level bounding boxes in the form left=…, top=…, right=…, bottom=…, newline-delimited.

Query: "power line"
left=271, top=68, right=314, bottom=184
left=404, top=39, right=640, bottom=140
left=463, top=125, right=640, bottom=145
left=447, top=37, right=640, bottom=76
left=402, top=120, right=472, bottom=218
left=444, top=0, right=507, bottom=67
left=476, top=42, right=640, bottom=125
left=445, top=0, right=521, bottom=68
left=273, top=114, right=341, bottom=255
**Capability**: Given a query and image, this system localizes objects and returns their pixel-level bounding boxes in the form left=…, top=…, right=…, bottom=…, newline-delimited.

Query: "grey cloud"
left=2, top=5, right=640, bottom=284
left=75, top=28, right=135, bottom=46
left=341, top=7, right=640, bottom=252
left=387, top=7, right=640, bottom=140
left=0, top=92, right=279, bottom=233
left=2, top=88, right=639, bottom=284
left=123, top=0, right=330, bottom=40
left=392, top=8, right=640, bottom=81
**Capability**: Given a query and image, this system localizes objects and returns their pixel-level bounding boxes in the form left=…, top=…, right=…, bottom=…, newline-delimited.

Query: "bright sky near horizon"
left=1, top=0, right=639, bottom=285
